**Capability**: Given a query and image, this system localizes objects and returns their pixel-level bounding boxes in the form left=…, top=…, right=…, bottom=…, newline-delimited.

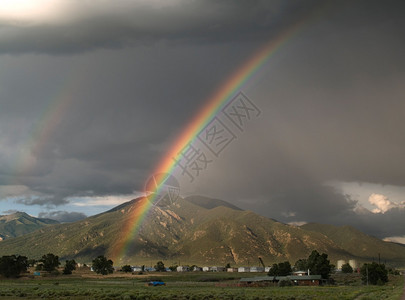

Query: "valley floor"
left=0, top=270, right=403, bottom=300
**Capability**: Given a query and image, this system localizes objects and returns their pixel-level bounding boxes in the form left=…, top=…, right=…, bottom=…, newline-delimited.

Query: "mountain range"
left=0, top=196, right=404, bottom=267
left=0, top=212, right=59, bottom=241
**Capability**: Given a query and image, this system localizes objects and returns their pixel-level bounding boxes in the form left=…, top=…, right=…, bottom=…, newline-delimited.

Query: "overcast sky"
left=0, top=0, right=405, bottom=242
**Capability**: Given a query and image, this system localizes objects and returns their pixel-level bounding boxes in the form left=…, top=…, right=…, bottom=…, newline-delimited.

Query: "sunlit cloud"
left=71, top=194, right=142, bottom=207
left=383, top=236, right=405, bottom=245
left=368, top=193, right=405, bottom=214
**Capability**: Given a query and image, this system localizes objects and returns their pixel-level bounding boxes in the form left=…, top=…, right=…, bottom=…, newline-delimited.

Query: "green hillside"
left=0, top=197, right=404, bottom=267
left=0, top=212, right=59, bottom=240
left=301, top=222, right=405, bottom=265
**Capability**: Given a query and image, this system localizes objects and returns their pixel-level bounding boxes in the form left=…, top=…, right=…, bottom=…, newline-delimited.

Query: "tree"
left=341, top=263, right=353, bottom=274
left=63, top=259, right=76, bottom=275
left=225, top=263, right=231, bottom=269
left=294, top=258, right=308, bottom=271
left=360, top=262, right=388, bottom=285
left=168, top=265, right=177, bottom=272
left=39, top=253, right=60, bottom=272
left=121, top=265, right=132, bottom=273
left=306, top=250, right=333, bottom=279
left=268, top=261, right=292, bottom=276
left=27, top=259, right=36, bottom=267
left=154, top=261, right=166, bottom=272
left=92, top=256, right=114, bottom=275
left=0, top=255, right=28, bottom=278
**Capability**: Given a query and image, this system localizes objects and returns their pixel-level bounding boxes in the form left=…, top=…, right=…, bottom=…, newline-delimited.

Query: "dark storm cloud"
left=15, top=196, right=69, bottom=207
left=0, top=0, right=326, bottom=54
left=38, top=211, right=87, bottom=223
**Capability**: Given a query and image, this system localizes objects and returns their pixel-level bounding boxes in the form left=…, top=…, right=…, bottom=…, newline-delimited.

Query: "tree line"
left=266, top=250, right=396, bottom=285
left=0, top=251, right=400, bottom=285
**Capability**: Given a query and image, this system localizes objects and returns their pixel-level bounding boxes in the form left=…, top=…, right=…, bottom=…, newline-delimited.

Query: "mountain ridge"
left=0, top=196, right=404, bottom=267
left=0, top=211, right=59, bottom=240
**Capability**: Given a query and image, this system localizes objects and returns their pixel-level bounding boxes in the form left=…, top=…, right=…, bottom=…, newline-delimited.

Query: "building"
left=202, top=267, right=211, bottom=272
left=238, top=267, right=250, bottom=272
left=227, top=268, right=238, bottom=272
left=292, top=271, right=308, bottom=276
left=348, top=259, right=358, bottom=270
left=250, top=266, right=265, bottom=272
left=193, top=266, right=202, bottom=271
left=337, top=260, right=346, bottom=270
left=176, top=266, right=189, bottom=272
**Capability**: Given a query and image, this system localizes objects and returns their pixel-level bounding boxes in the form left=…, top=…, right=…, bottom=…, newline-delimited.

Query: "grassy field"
left=0, top=269, right=403, bottom=299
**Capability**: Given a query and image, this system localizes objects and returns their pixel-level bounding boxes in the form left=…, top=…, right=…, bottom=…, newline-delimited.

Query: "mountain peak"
left=184, top=195, right=242, bottom=211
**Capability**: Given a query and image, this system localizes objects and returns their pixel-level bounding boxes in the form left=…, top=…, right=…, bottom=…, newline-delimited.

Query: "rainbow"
left=112, top=18, right=312, bottom=263
left=10, top=68, right=85, bottom=184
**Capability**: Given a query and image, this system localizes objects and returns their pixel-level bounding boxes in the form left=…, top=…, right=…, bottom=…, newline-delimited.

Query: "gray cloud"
left=0, top=0, right=326, bottom=54
left=38, top=211, right=87, bottom=223
left=15, top=196, right=69, bottom=208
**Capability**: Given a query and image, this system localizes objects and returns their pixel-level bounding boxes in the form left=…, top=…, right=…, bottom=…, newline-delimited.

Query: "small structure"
left=349, top=259, right=357, bottom=270
left=292, top=270, right=308, bottom=276
left=337, top=260, right=346, bottom=270
left=227, top=268, right=238, bottom=272
left=211, top=266, right=225, bottom=272
left=265, top=267, right=271, bottom=273
left=238, top=267, right=250, bottom=272
left=193, top=266, right=202, bottom=272
left=202, top=267, right=211, bottom=272
left=250, top=266, right=265, bottom=272
left=132, top=266, right=143, bottom=272
left=176, top=266, right=189, bottom=272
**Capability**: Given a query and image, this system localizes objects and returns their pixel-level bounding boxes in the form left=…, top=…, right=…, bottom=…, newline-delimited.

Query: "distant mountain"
left=184, top=195, right=242, bottom=211
left=0, top=212, right=59, bottom=240
left=0, top=197, right=404, bottom=268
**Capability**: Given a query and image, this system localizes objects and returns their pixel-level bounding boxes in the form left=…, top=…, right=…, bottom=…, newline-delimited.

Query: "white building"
left=176, top=266, right=189, bottom=272
left=227, top=268, right=238, bottom=272
left=250, top=266, right=265, bottom=272
left=238, top=267, right=250, bottom=272
left=202, top=267, right=211, bottom=272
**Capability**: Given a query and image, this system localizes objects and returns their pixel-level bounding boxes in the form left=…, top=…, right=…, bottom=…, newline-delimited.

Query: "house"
left=238, top=267, right=250, bottom=272
left=292, top=270, right=308, bottom=276
left=265, top=267, right=271, bottom=273
left=211, top=266, right=225, bottom=272
left=132, top=266, right=143, bottom=272
left=176, top=266, right=189, bottom=272
left=250, top=266, right=265, bottom=272
left=202, top=267, right=211, bottom=272
left=193, top=266, right=202, bottom=272
left=227, top=268, right=238, bottom=272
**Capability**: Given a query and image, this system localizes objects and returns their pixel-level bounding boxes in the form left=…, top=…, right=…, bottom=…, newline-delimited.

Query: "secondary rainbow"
left=113, top=19, right=310, bottom=262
